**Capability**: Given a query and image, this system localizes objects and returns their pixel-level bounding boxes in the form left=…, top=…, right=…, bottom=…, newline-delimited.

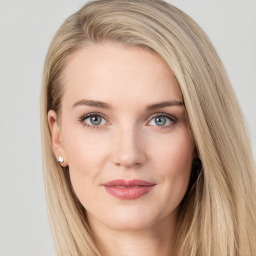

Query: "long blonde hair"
left=41, top=0, right=256, bottom=255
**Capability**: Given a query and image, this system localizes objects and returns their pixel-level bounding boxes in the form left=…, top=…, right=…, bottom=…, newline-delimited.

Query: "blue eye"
left=80, top=114, right=107, bottom=127
left=149, top=115, right=176, bottom=127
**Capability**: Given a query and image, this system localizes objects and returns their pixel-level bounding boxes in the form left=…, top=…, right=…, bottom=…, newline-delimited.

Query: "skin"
left=48, top=42, right=194, bottom=256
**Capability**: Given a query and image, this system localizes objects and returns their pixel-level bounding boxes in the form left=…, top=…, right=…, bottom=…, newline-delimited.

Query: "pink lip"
left=102, top=179, right=156, bottom=200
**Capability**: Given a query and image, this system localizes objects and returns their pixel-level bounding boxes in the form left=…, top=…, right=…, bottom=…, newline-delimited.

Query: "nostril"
left=111, top=129, right=147, bottom=167
left=112, top=150, right=146, bottom=168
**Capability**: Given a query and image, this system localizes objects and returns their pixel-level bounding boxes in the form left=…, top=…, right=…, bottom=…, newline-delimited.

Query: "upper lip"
left=103, top=179, right=156, bottom=187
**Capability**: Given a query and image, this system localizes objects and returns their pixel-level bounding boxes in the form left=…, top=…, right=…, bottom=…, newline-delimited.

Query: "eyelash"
left=148, top=113, right=177, bottom=129
left=78, top=112, right=108, bottom=130
left=78, top=112, right=177, bottom=130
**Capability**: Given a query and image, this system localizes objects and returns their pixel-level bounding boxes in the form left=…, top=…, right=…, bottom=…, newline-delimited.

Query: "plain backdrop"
left=0, top=0, right=255, bottom=255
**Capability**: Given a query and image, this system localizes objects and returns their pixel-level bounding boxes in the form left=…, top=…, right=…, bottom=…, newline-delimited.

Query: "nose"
left=111, top=126, right=146, bottom=168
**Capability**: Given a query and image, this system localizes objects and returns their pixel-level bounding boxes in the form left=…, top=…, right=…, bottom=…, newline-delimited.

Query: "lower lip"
left=104, top=185, right=155, bottom=200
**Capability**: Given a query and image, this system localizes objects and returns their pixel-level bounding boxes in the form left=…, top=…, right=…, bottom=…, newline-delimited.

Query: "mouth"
left=102, top=179, right=156, bottom=200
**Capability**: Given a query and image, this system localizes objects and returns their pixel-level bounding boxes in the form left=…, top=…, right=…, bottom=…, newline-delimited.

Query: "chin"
left=106, top=218, right=154, bottom=232
left=101, top=206, right=161, bottom=232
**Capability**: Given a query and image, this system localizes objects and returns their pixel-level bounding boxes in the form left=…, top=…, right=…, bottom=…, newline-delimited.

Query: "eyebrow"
left=146, top=100, right=184, bottom=110
left=72, top=99, right=111, bottom=109
left=72, top=99, right=184, bottom=110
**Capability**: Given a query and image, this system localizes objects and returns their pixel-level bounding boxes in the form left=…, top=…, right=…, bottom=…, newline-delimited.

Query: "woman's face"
left=49, top=42, right=194, bottom=232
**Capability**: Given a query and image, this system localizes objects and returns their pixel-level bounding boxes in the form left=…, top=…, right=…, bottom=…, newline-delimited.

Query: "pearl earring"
left=58, top=156, right=64, bottom=163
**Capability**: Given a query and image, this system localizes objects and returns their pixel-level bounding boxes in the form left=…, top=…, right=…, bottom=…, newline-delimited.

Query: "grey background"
left=0, top=0, right=255, bottom=255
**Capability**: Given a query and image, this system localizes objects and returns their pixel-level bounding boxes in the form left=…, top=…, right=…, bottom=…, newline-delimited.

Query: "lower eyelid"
left=79, top=113, right=177, bottom=129
left=148, top=115, right=177, bottom=125
left=78, top=113, right=106, bottom=127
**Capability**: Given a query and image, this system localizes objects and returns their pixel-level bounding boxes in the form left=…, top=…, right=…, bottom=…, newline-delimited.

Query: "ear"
left=48, top=110, right=68, bottom=167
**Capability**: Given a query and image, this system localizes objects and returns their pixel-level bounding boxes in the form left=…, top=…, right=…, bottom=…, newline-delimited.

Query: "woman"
left=41, top=0, right=256, bottom=255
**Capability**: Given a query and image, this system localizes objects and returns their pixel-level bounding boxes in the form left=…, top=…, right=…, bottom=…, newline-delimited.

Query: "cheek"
left=61, top=125, right=111, bottom=205
left=154, top=127, right=193, bottom=171
left=62, top=124, right=109, bottom=171
left=152, top=127, right=194, bottom=201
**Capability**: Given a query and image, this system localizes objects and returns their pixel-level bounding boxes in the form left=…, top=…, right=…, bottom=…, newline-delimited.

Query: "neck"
left=89, top=215, right=177, bottom=256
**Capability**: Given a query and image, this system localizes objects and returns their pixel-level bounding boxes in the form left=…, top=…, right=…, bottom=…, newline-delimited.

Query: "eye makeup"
left=78, top=112, right=178, bottom=130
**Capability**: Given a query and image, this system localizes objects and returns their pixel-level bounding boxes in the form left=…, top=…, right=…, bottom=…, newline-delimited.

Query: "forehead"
left=61, top=42, right=183, bottom=110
